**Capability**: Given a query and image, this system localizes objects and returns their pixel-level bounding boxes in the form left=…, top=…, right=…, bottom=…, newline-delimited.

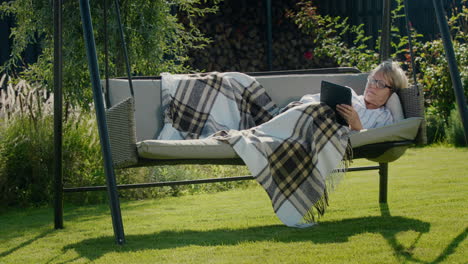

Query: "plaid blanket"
left=158, top=72, right=351, bottom=227
left=158, top=72, right=278, bottom=140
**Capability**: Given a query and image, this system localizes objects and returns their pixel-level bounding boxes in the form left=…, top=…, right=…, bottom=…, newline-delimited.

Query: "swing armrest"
left=106, top=97, right=139, bottom=168
left=398, top=84, right=426, bottom=145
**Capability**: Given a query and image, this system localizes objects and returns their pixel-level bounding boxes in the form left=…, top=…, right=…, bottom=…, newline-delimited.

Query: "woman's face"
left=364, top=71, right=393, bottom=109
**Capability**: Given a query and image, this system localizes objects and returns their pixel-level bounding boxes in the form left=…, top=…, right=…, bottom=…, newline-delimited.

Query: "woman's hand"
left=336, top=104, right=363, bottom=131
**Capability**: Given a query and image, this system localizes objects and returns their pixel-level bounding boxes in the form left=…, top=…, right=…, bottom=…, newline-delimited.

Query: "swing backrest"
left=104, top=72, right=370, bottom=142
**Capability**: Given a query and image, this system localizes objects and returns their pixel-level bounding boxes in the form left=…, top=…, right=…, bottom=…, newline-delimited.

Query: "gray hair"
left=371, top=60, right=409, bottom=91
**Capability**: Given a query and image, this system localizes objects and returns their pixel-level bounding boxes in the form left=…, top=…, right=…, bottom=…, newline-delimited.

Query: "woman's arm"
left=336, top=104, right=363, bottom=131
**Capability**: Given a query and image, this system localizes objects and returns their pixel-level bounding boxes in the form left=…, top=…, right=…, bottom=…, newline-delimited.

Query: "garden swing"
left=53, top=0, right=467, bottom=245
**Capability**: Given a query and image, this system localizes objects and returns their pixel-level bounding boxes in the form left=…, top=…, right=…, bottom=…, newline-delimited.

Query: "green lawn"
left=0, top=147, right=467, bottom=263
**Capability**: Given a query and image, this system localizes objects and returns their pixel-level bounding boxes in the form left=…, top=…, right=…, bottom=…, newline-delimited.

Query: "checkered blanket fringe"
left=158, top=72, right=352, bottom=227
left=302, top=145, right=353, bottom=223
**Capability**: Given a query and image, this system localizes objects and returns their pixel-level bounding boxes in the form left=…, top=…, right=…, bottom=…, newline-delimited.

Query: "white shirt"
left=298, top=90, right=393, bottom=129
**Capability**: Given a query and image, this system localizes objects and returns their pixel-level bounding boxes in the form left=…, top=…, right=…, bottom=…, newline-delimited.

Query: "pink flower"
left=304, top=51, right=314, bottom=60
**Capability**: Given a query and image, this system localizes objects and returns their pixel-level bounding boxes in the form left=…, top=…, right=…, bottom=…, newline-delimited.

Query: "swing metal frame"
left=52, top=0, right=467, bottom=245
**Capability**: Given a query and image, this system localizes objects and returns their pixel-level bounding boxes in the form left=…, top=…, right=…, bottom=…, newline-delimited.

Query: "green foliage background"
left=0, top=0, right=220, bottom=110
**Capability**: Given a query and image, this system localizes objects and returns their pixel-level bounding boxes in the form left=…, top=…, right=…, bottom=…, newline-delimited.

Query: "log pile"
left=185, top=0, right=335, bottom=73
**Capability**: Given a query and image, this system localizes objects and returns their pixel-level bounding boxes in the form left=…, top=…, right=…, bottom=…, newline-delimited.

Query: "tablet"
left=320, top=81, right=352, bottom=126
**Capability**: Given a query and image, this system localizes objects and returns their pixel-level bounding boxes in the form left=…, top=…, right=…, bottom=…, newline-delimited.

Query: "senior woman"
left=301, top=60, right=408, bottom=131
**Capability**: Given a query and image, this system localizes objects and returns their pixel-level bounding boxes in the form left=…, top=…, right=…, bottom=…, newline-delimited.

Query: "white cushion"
left=350, top=117, right=422, bottom=147
left=137, top=117, right=422, bottom=160
left=257, top=73, right=368, bottom=108
left=385, top=93, right=405, bottom=122
left=137, top=138, right=238, bottom=159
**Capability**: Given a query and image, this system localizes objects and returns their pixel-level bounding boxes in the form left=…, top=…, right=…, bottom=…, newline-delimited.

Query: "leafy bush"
left=116, top=164, right=253, bottom=200
left=0, top=116, right=54, bottom=206
left=425, top=106, right=447, bottom=144
left=415, top=3, right=467, bottom=140
left=289, top=0, right=431, bottom=71
left=0, top=77, right=105, bottom=206
left=286, top=1, right=378, bottom=72
left=150, top=165, right=252, bottom=196
left=0, top=78, right=52, bottom=206
left=446, top=107, right=467, bottom=147
left=416, top=40, right=468, bottom=126
left=0, top=115, right=254, bottom=207
left=61, top=112, right=108, bottom=204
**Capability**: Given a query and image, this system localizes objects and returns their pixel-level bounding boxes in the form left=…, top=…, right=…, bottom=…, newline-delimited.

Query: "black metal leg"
left=53, top=0, right=63, bottom=230
left=379, top=162, right=388, bottom=203
left=265, top=0, right=272, bottom=71
left=79, top=0, right=125, bottom=245
left=380, top=0, right=391, bottom=61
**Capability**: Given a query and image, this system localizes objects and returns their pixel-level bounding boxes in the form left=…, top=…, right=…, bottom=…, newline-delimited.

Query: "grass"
left=0, top=146, right=467, bottom=263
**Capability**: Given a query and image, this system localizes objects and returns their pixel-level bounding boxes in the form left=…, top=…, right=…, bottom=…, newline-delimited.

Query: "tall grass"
left=0, top=74, right=53, bottom=122
left=0, top=75, right=54, bottom=206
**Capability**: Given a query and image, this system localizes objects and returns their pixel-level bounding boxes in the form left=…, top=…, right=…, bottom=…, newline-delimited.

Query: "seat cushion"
left=137, top=117, right=423, bottom=160
left=349, top=117, right=422, bottom=147
left=137, top=138, right=238, bottom=159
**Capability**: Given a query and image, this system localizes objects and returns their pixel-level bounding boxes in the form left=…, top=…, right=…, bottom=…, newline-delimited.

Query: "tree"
left=0, top=0, right=221, bottom=110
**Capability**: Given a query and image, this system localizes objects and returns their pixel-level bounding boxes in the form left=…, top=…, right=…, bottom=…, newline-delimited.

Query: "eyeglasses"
left=367, top=76, right=393, bottom=90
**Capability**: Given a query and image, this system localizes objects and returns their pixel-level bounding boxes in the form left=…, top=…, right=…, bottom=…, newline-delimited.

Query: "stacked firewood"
left=185, top=0, right=335, bottom=73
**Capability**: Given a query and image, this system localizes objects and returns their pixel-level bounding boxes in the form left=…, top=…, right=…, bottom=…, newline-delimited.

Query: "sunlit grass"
left=0, top=146, right=466, bottom=263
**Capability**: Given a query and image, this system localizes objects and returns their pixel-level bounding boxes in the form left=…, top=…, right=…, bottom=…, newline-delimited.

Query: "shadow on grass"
left=61, top=215, right=431, bottom=262
left=0, top=230, right=53, bottom=259
left=379, top=204, right=467, bottom=264
left=0, top=202, right=139, bottom=257
left=429, top=226, right=467, bottom=264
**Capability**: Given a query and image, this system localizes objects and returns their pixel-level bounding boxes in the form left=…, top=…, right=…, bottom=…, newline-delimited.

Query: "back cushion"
left=105, top=79, right=162, bottom=142
left=256, top=73, right=368, bottom=107
left=105, top=73, right=369, bottom=141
